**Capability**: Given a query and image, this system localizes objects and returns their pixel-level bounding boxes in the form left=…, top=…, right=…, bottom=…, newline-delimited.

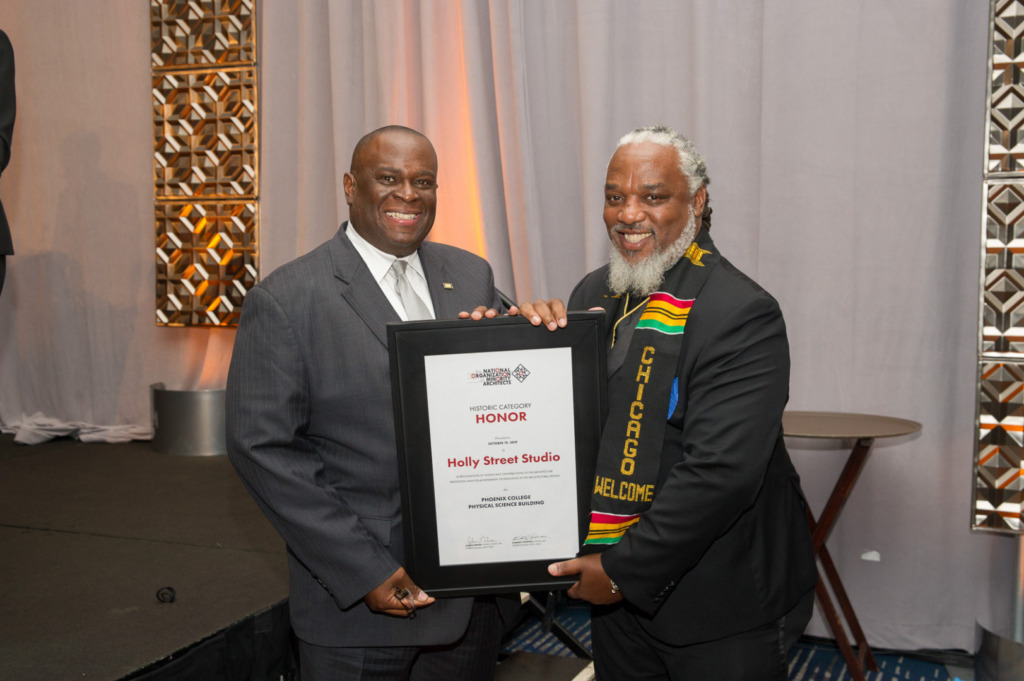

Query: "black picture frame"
left=387, top=311, right=607, bottom=597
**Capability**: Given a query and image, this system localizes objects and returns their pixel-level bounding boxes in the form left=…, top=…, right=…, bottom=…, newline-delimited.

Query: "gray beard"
left=607, top=210, right=697, bottom=296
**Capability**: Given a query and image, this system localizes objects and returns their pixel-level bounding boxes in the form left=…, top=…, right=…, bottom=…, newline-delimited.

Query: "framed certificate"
left=387, top=311, right=606, bottom=596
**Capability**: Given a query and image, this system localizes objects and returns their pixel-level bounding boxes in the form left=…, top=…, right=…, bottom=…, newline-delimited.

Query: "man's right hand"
left=364, top=567, right=434, bottom=617
left=518, top=299, right=568, bottom=331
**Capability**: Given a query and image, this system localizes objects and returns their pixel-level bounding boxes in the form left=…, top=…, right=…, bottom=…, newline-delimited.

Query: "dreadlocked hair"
left=701, top=198, right=712, bottom=232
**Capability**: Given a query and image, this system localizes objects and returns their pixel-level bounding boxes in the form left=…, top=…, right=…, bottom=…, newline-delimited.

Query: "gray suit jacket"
left=226, top=223, right=503, bottom=647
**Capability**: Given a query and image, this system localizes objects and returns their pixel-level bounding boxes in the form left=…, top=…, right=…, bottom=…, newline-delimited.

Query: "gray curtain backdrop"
left=0, top=0, right=1007, bottom=652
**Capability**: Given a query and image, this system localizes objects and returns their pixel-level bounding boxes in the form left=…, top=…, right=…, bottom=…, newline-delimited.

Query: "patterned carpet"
left=788, top=640, right=957, bottom=681
left=501, top=605, right=967, bottom=681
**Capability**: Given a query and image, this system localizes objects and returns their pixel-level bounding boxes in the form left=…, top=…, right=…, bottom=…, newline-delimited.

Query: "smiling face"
left=343, top=128, right=438, bottom=257
left=603, top=141, right=706, bottom=264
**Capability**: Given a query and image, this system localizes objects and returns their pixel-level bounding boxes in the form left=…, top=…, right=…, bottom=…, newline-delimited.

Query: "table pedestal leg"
left=812, top=571, right=866, bottom=681
left=806, top=437, right=879, bottom=677
left=819, top=542, right=878, bottom=672
left=812, top=438, right=874, bottom=550
left=524, top=592, right=592, bottom=659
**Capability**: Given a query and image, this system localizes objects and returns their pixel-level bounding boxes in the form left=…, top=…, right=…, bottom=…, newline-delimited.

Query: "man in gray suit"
left=227, top=126, right=513, bottom=680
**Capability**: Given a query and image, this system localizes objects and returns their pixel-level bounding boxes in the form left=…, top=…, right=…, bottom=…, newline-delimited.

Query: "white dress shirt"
left=346, top=222, right=436, bottom=321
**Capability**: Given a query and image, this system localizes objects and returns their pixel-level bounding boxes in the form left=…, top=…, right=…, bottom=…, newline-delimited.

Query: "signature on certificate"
left=465, top=535, right=500, bottom=549
left=512, top=534, right=548, bottom=546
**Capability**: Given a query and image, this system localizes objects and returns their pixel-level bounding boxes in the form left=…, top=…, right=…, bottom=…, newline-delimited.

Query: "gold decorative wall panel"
left=153, top=69, right=258, bottom=199
left=151, top=0, right=258, bottom=327
left=977, top=0, right=1024, bottom=532
left=156, top=201, right=257, bottom=326
left=151, top=0, right=256, bottom=68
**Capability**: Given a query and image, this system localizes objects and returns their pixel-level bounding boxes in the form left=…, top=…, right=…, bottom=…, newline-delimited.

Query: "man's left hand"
left=457, top=304, right=519, bottom=320
left=517, top=299, right=568, bottom=331
left=548, top=554, right=624, bottom=605
left=364, top=567, right=434, bottom=617
left=458, top=298, right=569, bottom=330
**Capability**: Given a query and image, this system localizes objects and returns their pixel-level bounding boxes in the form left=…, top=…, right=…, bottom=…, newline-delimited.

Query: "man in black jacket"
left=0, top=29, right=15, bottom=297
left=537, top=126, right=817, bottom=680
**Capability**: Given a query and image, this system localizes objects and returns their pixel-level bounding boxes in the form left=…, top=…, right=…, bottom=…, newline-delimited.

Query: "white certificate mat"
left=424, top=347, right=579, bottom=566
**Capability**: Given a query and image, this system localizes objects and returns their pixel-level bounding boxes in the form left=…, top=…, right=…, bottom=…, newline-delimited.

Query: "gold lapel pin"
left=443, top=283, right=454, bottom=289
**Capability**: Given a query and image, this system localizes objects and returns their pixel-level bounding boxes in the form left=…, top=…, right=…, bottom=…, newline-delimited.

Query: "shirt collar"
left=346, top=221, right=426, bottom=285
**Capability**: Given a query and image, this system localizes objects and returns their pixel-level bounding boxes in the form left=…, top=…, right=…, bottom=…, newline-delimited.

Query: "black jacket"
left=572, top=229, right=817, bottom=645
left=0, top=29, right=15, bottom=256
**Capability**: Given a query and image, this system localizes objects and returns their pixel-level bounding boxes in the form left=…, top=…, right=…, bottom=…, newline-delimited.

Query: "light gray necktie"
left=390, top=259, right=432, bottom=321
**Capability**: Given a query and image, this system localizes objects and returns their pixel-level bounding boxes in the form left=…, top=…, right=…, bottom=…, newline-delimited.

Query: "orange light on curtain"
left=415, top=2, right=489, bottom=261
left=437, top=130, right=489, bottom=261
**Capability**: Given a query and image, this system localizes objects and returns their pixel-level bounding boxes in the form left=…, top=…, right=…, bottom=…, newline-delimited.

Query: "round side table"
left=783, top=411, right=921, bottom=681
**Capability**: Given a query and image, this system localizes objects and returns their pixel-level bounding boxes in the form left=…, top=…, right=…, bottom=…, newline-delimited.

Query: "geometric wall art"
left=151, top=0, right=259, bottom=326
left=977, top=0, right=1024, bottom=532
left=977, top=362, right=1024, bottom=531
left=983, top=183, right=1024, bottom=355
left=989, top=0, right=1024, bottom=174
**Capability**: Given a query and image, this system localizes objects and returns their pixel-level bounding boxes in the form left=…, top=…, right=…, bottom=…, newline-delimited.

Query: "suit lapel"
left=606, top=297, right=635, bottom=381
left=586, top=290, right=625, bottom=379
left=418, top=244, right=462, bottom=319
left=329, top=223, right=400, bottom=347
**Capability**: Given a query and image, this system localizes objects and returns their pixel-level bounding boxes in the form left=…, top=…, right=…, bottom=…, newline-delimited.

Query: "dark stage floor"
left=0, top=433, right=975, bottom=681
left=0, top=433, right=289, bottom=680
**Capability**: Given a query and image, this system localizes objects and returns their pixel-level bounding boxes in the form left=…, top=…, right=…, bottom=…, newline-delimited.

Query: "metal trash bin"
left=150, top=383, right=227, bottom=456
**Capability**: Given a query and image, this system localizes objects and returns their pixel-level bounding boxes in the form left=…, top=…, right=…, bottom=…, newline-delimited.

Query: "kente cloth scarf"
left=583, top=233, right=717, bottom=550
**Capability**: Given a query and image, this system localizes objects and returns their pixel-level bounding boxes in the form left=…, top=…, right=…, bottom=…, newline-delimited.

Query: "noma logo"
left=469, top=367, right=512, bottom=386
left=512, top=364, right=530, bottom=383
left=468, top=364, right=530, bottom=386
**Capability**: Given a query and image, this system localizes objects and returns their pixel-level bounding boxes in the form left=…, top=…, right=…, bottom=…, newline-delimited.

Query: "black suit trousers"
left=296, top=597, right=503, bottom=681
left=590, top=588, right=814, bottom=681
